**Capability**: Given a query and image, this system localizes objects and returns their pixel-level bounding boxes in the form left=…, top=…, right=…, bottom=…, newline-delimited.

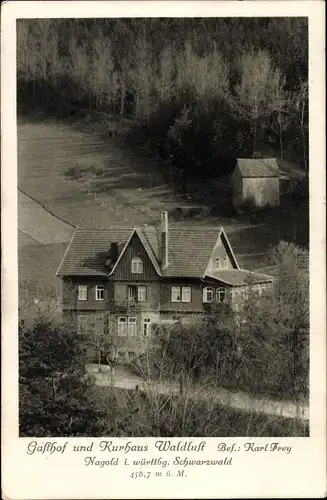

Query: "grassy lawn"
left=18, top=115, right=308, bottom=317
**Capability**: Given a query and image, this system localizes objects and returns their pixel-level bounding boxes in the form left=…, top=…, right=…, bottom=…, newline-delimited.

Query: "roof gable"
left=204, top=228, right=240, bottom=275
left=56, top=225, right=160, bottom=277
left=235, top=158, right=280, bottom=178
left=109, top=228, right=161, bottom=277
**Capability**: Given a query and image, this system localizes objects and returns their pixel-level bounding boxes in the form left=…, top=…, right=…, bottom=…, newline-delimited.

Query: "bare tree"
left=269, top=70, right=290, bottom=161
left=67, top=39, right=93, bottom=107
left=293, top=79, right=309, bottom=172
left=92, top=33, right=117, bottom=112
left=129, top=32, right=153, bottom=120
left=154, top=46, right=176, bottom=104
left=233, top=49, right=283, bottom=156
left=17, top=20, right=31, bottom=101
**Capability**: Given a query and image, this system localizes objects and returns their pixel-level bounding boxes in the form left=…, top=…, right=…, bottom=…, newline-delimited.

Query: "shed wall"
left=242, top=177, right=279, bottom=207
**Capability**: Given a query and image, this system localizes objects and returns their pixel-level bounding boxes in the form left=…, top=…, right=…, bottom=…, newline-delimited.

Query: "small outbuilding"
left=232, top=158, right=280, bottom=209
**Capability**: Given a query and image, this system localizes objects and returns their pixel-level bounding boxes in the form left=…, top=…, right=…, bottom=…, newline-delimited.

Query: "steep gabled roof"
left=56, top=225, right=162, bottom=278
left=204, top=228, right=239, bottom=275
left=235, top=158, right=280, bottom=178
left=56, top=222, right=274, bottom=283
left=57, top=224, right=230, bottom=278
left=56, top=227, right=136, bottom=277
left=206, top=269, right=275, bottom=286
left=108, top=227, right=161, bottom=276
left=160, top=226, right=223, bottom=277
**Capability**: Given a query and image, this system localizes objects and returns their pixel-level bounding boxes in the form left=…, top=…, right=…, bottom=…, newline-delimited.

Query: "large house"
left=57, top=211, right=274, bottom=359
left=232, top=158, right=280, bottom=209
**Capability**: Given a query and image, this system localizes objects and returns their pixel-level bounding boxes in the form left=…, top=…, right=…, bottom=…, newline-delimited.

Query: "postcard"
left=1, top=1, right=326, bottom=498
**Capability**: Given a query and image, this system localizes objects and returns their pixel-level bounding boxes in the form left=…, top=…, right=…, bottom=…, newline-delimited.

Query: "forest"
left=17, top=18, right=309, bottom=185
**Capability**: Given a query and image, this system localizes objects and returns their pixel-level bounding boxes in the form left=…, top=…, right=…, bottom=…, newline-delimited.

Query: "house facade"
left=232, top=158, right=280, bottom=209
left=57, top=211, right=274, bottom=360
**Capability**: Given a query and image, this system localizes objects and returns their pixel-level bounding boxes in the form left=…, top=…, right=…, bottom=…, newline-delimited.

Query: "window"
left=216, top=287, right=226, bottom=303
left=118, top=317, right=127, bottom=336
left=118, top=316, right=137, bottom=336
left=171, top=286, right=191, bottom=303
left=128, top=317, right=137, bottom=336
left=128, top=285, right=137, bottom=301
left=216, top=258, right=220, bottom=270
left=223, top=257, right=228, bottom=269
left=77, top=314, right=88, bottom=334
left=171, top=286, right=181, bottom=302
left=143, top=317, right=151, bottom=338
left=137, top=286, right=147, bottom=302
left=131, top=257, right=143, bottom=274
left=128, top=285, right=147, bottom=302
left=95, top=315, right=105, bottom=335
left=77, top=314, right=96, bottom=334
left=233, top=289, right=246, bottom=301
left=181, top=286, right=191, bottom=303
left=95, top=285, right=104, bottom=301
left=203, top=287, right=214, bottom=303
left=78, top=285, right=87, bottom=301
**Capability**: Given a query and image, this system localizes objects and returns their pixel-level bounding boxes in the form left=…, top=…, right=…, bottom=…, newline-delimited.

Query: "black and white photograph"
left=2, top=1, right=326, bottom=498
left=16, top=15, right=311, bottom=439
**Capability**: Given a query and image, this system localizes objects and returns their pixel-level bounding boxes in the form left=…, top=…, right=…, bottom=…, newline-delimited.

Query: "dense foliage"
left=19, top=319, right=109, bottom=436
left=19, top=317, right=308, bottom=437
left=137, top=242, right=309, bottom=402
left=89, top=386, right=308, bottom=437
left=17, top=18, right=308, bottom=189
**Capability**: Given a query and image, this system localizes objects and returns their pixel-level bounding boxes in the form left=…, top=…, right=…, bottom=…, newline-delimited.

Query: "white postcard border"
left=1, top=2, right=326, bottom=499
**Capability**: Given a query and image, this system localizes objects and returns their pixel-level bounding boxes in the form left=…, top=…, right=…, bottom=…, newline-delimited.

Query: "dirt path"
left=86, top=364, right=309, bottom=421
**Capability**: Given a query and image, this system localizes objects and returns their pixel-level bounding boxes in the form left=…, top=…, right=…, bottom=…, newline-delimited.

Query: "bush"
left=19, top=318, right=110, bottom=436
left=90, top=385, right=309, bottom=437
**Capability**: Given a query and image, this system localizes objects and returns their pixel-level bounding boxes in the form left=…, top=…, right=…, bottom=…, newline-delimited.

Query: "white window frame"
left=128, top=317, right=137, bottom=336
left=128, top=285, right=137, bottom=301
left=131, top=257, right=143, bottom=274
left=181, top=286, right=191, bottom=303
left=78, top=285, right=88, bottom=301
left=223, top=257, right=228, bottom=269
left=95, top=285, right=104, bottom=301
left=171, top=286, right=192, bottom=303
left=216, top=258, right=220, bottom=270
left=216, top=287, right=226, bottom=303
left=118, top=316, right=127, bottom=336
left=203, top=287, right=214, bottom=303
left=143, top=317, right=151, bottom=338
left=171, top=286, right=181, bottom=302
left=137, top=285, right=147, bottom=302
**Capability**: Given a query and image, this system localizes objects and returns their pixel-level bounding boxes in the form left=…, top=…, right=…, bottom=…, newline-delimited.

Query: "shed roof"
left=236, top=158, right=280, bottom=178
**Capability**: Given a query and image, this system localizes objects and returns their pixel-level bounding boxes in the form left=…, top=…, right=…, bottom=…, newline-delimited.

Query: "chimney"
left=160, top=210, right=169, bottom=269
left=105, top=242, right=118, bottom=268
left=110, top=242, right=118, bottom=262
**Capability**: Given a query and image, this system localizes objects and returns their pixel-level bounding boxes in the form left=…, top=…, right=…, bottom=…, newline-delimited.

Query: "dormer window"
left=131, top=257, right=143, bottom=274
